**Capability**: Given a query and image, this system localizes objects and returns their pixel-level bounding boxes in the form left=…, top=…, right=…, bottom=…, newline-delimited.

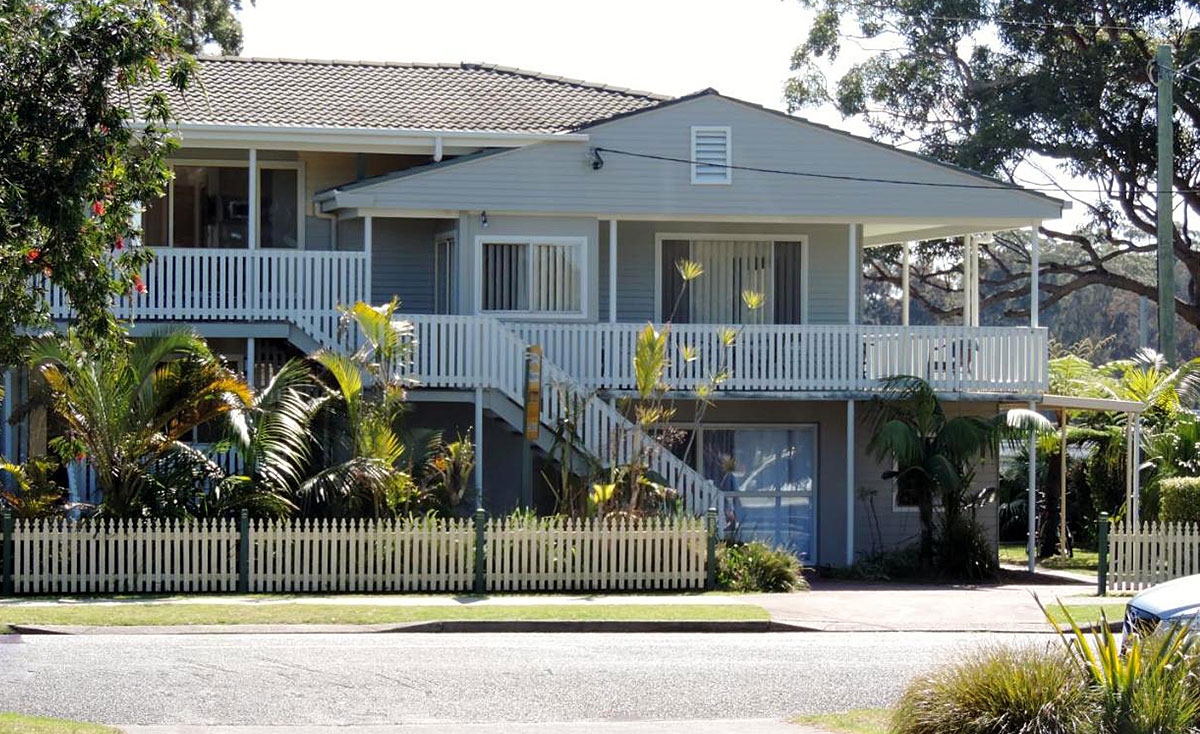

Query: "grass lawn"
left=0, top=602, right=767, bottom=629
left=793, top=709, right=891, bottom=734
left=0, top=713, right=116, bottom=734
left=1044, top=601, right=1128, bottom=627
left=999, top=543, right=1100, bottom=573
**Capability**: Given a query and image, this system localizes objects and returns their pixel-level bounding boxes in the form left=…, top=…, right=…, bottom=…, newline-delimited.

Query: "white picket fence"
left=9, top=517, right=239, bottom=594
left=485, top=516, right=707, bottom=592
left=3, top=515, right=710, bottom=595
left=248, top=517, right=475, bottom=593
left=1107, top=520, right=1200, bottom=591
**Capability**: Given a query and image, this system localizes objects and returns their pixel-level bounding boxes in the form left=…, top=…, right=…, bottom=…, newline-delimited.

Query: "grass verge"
left=793, top=709, right=890, bottom=734
left=0, top=713, right=116, bottom=734
left=0, top=602, right=767, bottom=628
left=1043, top=602, right=1127, bottom=627
left=999, top=543, right=1100, bottom=573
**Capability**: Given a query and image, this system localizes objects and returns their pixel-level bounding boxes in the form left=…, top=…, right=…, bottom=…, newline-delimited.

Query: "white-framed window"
left=142, top=159, right=306, bottom=249
left=654, top=233, right=808, bottom=325
left=476, top=235, right=587, bottom=317
left=691, top=126, right=732, bottom=185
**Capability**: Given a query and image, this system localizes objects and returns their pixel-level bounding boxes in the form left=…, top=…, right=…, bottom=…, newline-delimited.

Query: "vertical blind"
left=482, top=240, right=581, bottom=314
left=660, top=239, right=803, bottom=324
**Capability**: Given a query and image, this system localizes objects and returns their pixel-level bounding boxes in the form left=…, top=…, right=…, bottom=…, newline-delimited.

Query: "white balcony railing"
left=492, top=320, right=1046, bottom=395
left=47, top=248, right=369, bottom=349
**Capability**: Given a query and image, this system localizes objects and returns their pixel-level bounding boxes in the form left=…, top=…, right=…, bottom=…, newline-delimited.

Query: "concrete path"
left=752, top=578, right=1100, bottom=632
left=123, top=721, right=809, bottom=734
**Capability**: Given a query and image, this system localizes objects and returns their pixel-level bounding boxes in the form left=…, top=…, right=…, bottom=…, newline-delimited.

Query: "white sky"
left=239, top=0, right=1079, bottom=231
left=240, top=0, right=837, bottom=124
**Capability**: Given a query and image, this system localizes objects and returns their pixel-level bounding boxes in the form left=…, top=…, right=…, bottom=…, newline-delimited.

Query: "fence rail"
left=0, top=512, right=712, bottom=595
left=1106, top=519, right=1200, bottom=592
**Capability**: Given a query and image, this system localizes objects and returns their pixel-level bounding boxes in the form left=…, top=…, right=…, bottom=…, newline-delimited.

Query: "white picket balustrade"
left=1108, top=520, right=1200, bottom=591
left=10, top=517, right=238, bottom=594
left=485, top=515, right=707, bottom=591
left=248, top=517, right=475, bottom=593
left=510, top=322, right=1048, bottom=395
left=45, top=248, right=369, bottom=350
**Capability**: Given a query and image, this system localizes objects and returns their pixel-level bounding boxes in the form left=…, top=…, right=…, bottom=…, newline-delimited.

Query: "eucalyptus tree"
left=787, top=0, right=1198, bottom=332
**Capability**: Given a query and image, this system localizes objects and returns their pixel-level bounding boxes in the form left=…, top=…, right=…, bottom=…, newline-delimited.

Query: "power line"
left=591, top=147, right=1198, bottom=194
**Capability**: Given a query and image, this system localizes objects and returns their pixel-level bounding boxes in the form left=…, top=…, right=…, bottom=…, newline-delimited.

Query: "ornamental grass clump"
left=892, top=645, right=1096, bottom=734
left=715, top=541, right=806, bottom=592
left=1050, top=602, right=1200, bottom=734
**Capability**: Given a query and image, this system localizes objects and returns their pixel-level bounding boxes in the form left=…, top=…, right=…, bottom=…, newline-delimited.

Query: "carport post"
left=1097, top=512, right=1110, bottom=596
left=1027, top=400, right=1037, bottom=573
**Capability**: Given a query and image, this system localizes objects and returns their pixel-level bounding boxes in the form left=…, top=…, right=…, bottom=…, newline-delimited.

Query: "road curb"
left=5, top=620, right=817, bottom=635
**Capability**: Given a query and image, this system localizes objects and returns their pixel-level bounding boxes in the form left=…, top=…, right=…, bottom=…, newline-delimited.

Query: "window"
left=479, top=237, right=585, bottom=316
left=141, top=161, right=303, bottom=249
left=691, top=126, right=731, bottom=184
left=658, top=236, right=806, bottom=324
left=687, top=425, right=817, bottom=560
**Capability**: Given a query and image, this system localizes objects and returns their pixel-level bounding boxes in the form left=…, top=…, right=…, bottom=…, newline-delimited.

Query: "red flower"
left=115, top=236, right=124, bottom=251
left=43, top=267, right=51, bottom=277
left=92, top=201, right=105, bottom=217
left=133, top=274, right=146, bottom=294
left=75, top=452, right=86, bottom=462
left=25, top=249, right=39, bottom=264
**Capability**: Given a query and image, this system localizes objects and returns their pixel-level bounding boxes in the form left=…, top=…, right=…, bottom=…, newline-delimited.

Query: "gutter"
left=161, top=122, right=589, bottom=151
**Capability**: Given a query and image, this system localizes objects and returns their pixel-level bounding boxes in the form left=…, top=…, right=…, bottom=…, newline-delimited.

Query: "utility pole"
left=1156, top=44, right=1177, bottom=365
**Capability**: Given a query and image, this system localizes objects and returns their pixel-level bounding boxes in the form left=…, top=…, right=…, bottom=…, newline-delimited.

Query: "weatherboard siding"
left=332, top=95, right=1061, bottom=222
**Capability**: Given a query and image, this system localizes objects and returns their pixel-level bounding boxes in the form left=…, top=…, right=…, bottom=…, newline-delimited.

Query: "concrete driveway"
left=753, top=577, right=1099, bottom=632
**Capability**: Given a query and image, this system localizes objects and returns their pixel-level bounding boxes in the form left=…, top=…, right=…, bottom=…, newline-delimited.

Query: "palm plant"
left=867, top=375, right=1051, bottom=575
left=303, top=299, right=415, bottom=516
left=28, top=329, right=251, bottom=517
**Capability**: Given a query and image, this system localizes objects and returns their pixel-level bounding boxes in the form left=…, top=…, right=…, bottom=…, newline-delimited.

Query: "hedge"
left=1159, top=477, right=1200, bottom=524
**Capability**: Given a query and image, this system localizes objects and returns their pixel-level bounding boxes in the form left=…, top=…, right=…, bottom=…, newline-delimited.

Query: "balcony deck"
left=410, top=316, right=1049, bottom=398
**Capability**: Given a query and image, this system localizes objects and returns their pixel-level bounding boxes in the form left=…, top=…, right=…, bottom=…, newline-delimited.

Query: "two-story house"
left=2, top=57, right=1065, bottom=566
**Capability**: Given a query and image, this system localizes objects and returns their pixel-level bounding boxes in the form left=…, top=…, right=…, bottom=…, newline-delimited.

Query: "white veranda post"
left=901, top=241, right=912, bottom=326
left=1027, top=399, right=1037, bottom=573
left=609, top=219, right=618, bottom=323
left=846, top=223, right=858, bottom=566
left=474, top=387, right=484, bottom=511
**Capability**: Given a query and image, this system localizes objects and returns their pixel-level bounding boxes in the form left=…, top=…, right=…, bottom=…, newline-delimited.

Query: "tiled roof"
left=154, top=57, right=670, bottom=133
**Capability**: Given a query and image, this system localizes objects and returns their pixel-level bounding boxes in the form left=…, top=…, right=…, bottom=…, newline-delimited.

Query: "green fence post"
left=237, top=509, right=250, bottom=593
left=474, top=508, right=487, bottom=595
left=1097, top=512, right=1110, bottom=597
left=1, top=510, right=13, bottom=596
left=705, top=507, right=717, bottom=590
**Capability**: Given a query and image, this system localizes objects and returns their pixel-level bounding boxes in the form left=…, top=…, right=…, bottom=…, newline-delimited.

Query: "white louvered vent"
left=691, top=126, right=731, bottom=184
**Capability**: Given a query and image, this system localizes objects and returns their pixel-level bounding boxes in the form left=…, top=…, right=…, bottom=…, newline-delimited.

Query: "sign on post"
left=524, top=345, right=542, bottom=440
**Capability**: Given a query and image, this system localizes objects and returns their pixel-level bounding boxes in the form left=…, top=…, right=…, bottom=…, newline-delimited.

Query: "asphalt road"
left=0, top=631, right=1054, bottom=726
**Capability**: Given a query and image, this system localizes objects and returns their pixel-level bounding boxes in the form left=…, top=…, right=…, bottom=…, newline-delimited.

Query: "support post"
left=2, top=369, right=13, bottom=462
left=847, top=224, right=858, bottom=323
left=901, top=241, right=911, bottom=326
left=608, top=219, right=618, bottom=323
left=364, top=215, right=373, bottom=306
left=1156, top=43, right=1177, bottom=365
left=1059, top=409, right=1068, bottom=556
left=247, top=149, right=258, bottom=251
left=474, top=507, right=487, bottom=594
left=473, top=387, right=484, bottom=512
left=846, top=400, right=856, bottom=567
left=1029, top=226, right=1039, bottom=328
left=237, top=509, right=250, bottom=593
left=245, top=337, right=255, bottom=390
left=1027, top=400, right=1037, bottom=573
left=1132, top=414, right=1142, bottom=526
left=1097, top=512, right=1110, bottom=597
left=705, top=507, right=717, bottom=590
left=1, top=510, right=12, bottom=596
left=963, top=234, right=974, bottom=326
